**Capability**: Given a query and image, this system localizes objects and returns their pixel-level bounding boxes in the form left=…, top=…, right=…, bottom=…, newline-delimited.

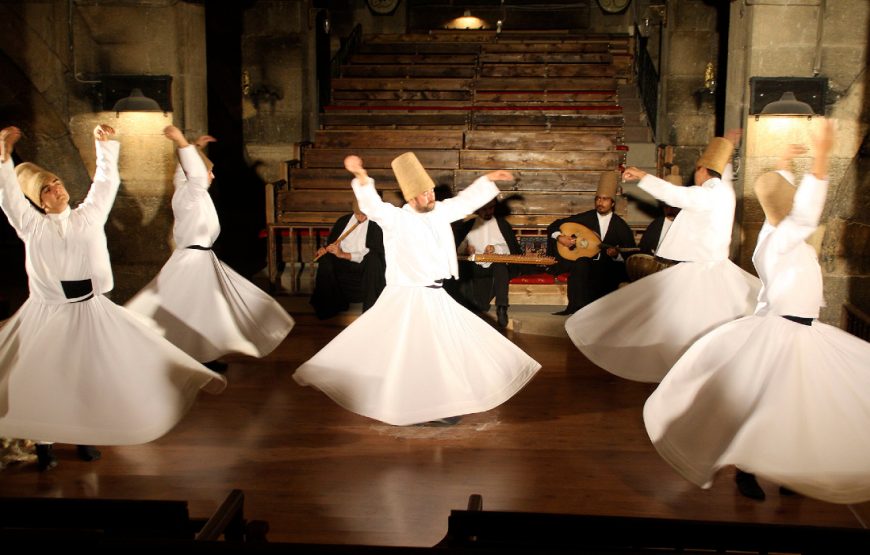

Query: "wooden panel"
left=303, top=149, right=459, bottom=169
left=479, top=64, right=616, bottom=78
left=332, top=92, right=472, bottom=103
left=478, top=53, right=612, bottom=64
left=481, top=42, right=611, bottom=54
left=341, top=65, right=476, bottom=78
left=474, top=91, right=617, bottom=104
left=358, top=42, right=482, bottom=55
left=288, top=168, right=454, bottom=190
left=332, top=78, right=473, bottom=91
left=277, top=190, right=404, bottom=214
left=348, top=53, right=478, bottom=65
left=472, top=112, right=623, bottom=128
left=454, top=170, right=603, bottom=192
left=496, top=191, right=596, bottom=216
left=464, top=131, right=615, bottom=151
left=320, top=112, right=469, bottom=129
left=460, top=150, right=619, bottom=171
left=476, top=77, right=618, bottom=91
left=313, top=130, right=464, bottom=150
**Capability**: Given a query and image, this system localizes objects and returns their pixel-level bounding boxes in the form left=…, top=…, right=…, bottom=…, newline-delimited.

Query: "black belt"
left=186, top=244, right=212, bottom=251
left=782, top=315, right=813, bottom=326
left=61, top=279, right=94, bottom=303
left=426, top=279, right=445, bottom=289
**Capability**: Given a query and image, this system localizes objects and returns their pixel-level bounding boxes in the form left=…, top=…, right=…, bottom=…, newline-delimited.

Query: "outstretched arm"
left=79, top=124, right=121, bottom=223
left=0, top=126, right=40, bottom=236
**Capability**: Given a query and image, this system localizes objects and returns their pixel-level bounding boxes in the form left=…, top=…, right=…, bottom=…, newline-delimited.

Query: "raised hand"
left=194, top=135, right=217, bottom=148
left=0, top=126, right=22, bottom=163
left=93, top=124, right=116, bottom=141
left=344, top=155, right=368, bottom=182
left=485, top=170, right=514, bottom=182
left=163, top=125, right=189, bottom=147
left=776, top=143, right=807, bottom=171
left=622, top=167, right=647, bottom=181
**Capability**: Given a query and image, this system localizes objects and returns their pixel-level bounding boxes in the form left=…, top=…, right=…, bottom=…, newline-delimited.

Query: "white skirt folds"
left=565, top=259, right=760, bottom=383
left=0, top=296, right=226, bottom=445
left=293, top=284, right=541, bottom=425
left=126, top=248, right=294, bottom=362
left=643, top=314, right=870, bottom=504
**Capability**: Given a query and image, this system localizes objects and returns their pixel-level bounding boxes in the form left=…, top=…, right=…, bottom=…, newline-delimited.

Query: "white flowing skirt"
left=293, top=284, right=541, bottom=425
left=565, top=260, right=760, bottom=383
left=126, top=249, right=294, bottom=361
left=0, top=296, right=226, bottom=445
left=643, top=314, right=870, bottom=504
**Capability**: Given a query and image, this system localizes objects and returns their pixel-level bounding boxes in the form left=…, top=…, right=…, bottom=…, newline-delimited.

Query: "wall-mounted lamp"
left=98, top=76, right=172, bottom=115
left=445, top=10, right=488, bottom=30
left=750, top=76, right=826, bottom=120
left=112, top=88, right=162, bottom=113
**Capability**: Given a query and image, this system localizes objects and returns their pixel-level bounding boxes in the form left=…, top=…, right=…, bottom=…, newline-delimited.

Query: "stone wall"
left=0, top=0, right=207, bottom=303
left=732, top=0, right=869, bottom=323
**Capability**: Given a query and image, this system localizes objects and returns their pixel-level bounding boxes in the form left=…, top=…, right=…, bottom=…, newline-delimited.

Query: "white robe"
left=293, top=175, right=541, bottom=425
left=565, top=166, right=761, bottom=382
left=644, top=173, right=870, bottom=504
left=0, top=141, right=225, bottom=445
left=126, top=145, right=294, bottom=361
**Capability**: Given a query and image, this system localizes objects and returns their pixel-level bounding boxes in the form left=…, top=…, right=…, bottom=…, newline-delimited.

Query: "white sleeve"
left=437, top=175, right=499, bottom=222
left=73, top=139, right=121, bottom=225
left=638, top=172, right=718, bottom=211
left=0, top=158, right=39, bottom=238
left=770, top=173, right=828, bottom=254
left=352, top=177, right=398, bottom=230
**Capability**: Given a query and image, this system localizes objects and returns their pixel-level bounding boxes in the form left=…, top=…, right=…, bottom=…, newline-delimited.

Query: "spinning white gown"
left=0, top=140, right=225, bottom=446
left=644, top=172, right=870, bottom=504
left=126, top=146, right=294, bottom=362
left=566, top=166, right=761, bottom=383
left=294, top=175, right=540, bottom=426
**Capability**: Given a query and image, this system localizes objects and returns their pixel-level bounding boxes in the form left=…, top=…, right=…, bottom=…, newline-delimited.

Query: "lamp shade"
left=760, top=91, right=814, bottom=116
left=112, top=88, right=162, bottom=112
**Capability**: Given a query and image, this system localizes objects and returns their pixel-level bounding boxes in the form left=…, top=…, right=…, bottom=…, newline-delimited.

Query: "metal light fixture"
left=759, top=91, right=814, bottom=116
left=112, top=88, right=162, bottom=113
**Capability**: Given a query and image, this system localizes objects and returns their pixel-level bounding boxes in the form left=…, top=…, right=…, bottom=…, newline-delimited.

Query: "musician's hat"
left=392, top=152, right=435, bottom=201
left=15, top=162, right=59, bottom=207
left=697, top=137, right=733, bottom=174
left=754, top=170, right=795, bottom=226
left=596, top=172, right=619, bottom=198
left=664, top=167, right=684, bottom=186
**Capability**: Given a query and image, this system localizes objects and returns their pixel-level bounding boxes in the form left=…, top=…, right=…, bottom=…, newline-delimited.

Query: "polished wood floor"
left=2, top=294, right=868, bottom=547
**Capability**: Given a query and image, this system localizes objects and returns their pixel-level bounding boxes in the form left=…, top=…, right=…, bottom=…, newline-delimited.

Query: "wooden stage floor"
left=2, top=295, right=868, bottom=547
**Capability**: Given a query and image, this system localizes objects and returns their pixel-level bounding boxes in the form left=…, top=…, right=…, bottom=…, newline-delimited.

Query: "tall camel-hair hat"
left=14, top=162, right=59, bottom=206
left=391, top=152, right=435, bottom=201
left=596, top=172, right=619, bottom=198
left=754, top=171, right=795, bottom=226
left=697, top=137, right=734, bottom=174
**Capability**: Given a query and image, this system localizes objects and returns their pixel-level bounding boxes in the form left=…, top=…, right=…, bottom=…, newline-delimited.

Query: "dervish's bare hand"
left=622, top=167, right=647, bottom=181
left=94, top=124, right=115, bottom=141
left=0, top=126, right=22, bottom=163
left=485, top=170, right=514, bottom=182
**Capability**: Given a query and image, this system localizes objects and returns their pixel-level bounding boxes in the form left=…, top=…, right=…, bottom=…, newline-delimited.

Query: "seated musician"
left=451, top=198, right=522, bottom=328
left=310, top=200, right=386, bottom=319
left=638, top=173, right=684, bottom=255
left=547, top=172, right=636, bottom=315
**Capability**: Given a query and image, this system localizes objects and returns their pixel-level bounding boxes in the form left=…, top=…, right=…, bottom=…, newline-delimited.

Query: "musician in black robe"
left=450, top=199, right=522, bottom=327
left=310, top=203, right=386, bottom=319
left=546, top=172, right=636, bottom=315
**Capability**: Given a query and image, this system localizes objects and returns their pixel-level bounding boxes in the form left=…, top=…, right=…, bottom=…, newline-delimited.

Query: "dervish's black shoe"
left=735, top=469, right=765, bottom=501
left=552, top=309, right=574, bottom=316
left=497, top=305, right=509, bottom=328
left=203, top=360, right=229, bottom=373
left=36, top=444, right=58, bottom=472
left=76, top=445, right=102, bottom=462
left=779, top=486, right=797, bottom=496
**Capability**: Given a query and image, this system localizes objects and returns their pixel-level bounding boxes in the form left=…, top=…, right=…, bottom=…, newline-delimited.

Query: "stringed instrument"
left=556, top=222, right=639, bottom=261
left=460, top=253, right=556, bottom=266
